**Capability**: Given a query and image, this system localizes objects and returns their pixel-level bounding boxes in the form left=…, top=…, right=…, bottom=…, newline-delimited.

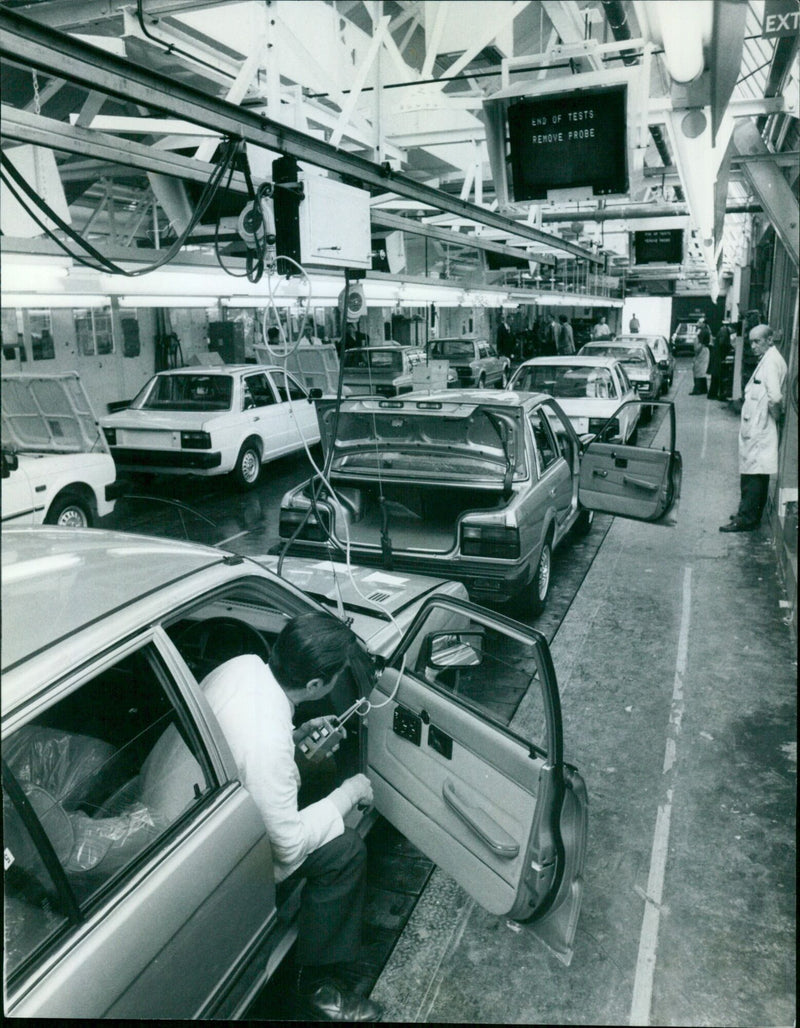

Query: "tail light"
left=181, top=431, right=212, bottom=449
left=461, top=524, right=520, bottom=559
left=279, top=506, right=331, bottom=541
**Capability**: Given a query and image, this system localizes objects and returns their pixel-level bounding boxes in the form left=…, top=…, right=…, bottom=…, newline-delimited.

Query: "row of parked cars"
left=2, top=338, right=682, bottom=1018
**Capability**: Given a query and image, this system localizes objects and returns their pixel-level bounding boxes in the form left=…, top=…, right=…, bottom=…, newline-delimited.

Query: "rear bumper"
left=110, top=447, right=223, bottom=471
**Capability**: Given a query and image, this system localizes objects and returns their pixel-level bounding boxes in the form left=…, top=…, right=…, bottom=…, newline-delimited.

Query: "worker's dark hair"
left=269, top=612, right=372, bottom=690
left=559, top=314, right=568, bottom=324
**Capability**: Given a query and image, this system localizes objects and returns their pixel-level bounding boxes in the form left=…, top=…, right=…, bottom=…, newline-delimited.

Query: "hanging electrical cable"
left=0, top=137, right=238, bottom=277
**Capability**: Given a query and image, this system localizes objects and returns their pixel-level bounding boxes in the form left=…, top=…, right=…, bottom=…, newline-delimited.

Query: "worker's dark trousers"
left=737, top=473, right=770, bottom=526
left=292, top=827, right=367, bottom=967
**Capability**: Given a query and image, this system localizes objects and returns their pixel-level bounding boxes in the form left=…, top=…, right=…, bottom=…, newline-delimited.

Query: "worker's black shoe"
left=294, top=977, right=383, bottom=1021
left=719, top=518, right=758, bottom=533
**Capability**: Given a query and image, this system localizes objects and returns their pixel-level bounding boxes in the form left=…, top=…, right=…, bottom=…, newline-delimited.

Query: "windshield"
left=583, top=345, right=648, bottom=364
left=343, top=350, right=404, bottom=373
left=134, top=374, right=233, bottom=411
left=514, top=364, right=618, bottom=400
left=432, top=339, right=477, bottom=358
left=326, top=406, right=526, bottom=477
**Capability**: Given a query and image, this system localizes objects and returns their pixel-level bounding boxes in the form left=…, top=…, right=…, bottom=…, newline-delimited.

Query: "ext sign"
left=762, top=0, right=799, bottom=38
left=506, top=85, right=628, bottom=202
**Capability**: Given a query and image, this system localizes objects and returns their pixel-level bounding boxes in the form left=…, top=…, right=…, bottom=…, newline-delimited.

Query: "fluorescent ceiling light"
left=117, top=295, right=219, bottom=308
left=2, top=293, right=109, bottom=308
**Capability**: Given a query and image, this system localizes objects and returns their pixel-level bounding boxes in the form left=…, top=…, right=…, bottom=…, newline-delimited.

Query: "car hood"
left=2, top=373, right=110, bottom=455
left=255, top=554, right=467, bottom=653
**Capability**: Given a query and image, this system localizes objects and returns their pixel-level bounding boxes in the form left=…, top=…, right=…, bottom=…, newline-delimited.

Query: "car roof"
left=2, top=527, right=226, bottom=673
left=615, top=334, right=666, bottom=343
left=517, top=355, right=621, bottom=368
left=154, top=365, right=286, bottom=376
left=432, top=337, right=487, bottom=344
left=582, top=341, right=649, bottom=352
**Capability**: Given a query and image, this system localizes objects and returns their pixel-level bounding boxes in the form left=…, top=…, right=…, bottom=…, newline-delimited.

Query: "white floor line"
left=214, top=529, right=251, bottom=546
left=629, top=564, right=693, bottom=1027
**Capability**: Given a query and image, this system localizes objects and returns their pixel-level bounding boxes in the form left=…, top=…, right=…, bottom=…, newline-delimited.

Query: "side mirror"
left=2, top=450, right=19, bottom=478
left=308, top=387, right=323, bottom=400
left=424, top=631, right=484, bottom=669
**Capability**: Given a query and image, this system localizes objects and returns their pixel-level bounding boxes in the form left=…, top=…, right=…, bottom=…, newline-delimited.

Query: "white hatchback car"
left=2, top=373, right=120, bottom=528
left=3, top=527, right=589, bottom=1017
left=508, top=355, right=641, bottom=444
left=100, top=365, right=320, bottom=489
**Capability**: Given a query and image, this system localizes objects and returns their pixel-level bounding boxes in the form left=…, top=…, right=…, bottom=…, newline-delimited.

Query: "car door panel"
left=368, top=596, right=588, bottom=963
left=11, top=787, right=275, bottom=1019
left=579, top=401, right=680, bottom=522
left=369, top=676, right=543, bottom=909
left=1, top=457, right=37, bottom=524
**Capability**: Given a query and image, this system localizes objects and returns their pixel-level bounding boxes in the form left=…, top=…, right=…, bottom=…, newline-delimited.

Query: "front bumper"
left=109, top=447, right=223, bottom=471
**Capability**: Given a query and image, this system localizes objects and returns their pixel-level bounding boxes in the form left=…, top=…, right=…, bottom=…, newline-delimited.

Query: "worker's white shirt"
left=140, top=654, right=343, bottom=882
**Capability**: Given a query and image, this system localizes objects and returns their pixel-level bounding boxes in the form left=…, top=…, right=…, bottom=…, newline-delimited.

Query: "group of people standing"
left=689, top=315, right=738, bottom=400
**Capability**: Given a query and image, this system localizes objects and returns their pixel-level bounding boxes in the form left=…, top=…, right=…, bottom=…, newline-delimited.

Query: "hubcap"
left=57, top=506, right=88, bottom=528
left=241, top=449, right=259, bottom=483
left=537, top=545, right=551, bottom=600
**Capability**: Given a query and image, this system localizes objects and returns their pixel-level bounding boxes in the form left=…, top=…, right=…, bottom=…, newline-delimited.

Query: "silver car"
left=3, top=526, right=593, bottom=1017
left=430, top=337, right=510, bottom=388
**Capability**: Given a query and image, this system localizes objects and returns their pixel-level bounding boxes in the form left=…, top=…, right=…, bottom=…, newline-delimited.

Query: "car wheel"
left=515, top=537, right=552, bottom=618
left=44, top=491, right=93, bottom=528
left=498, top=370, right=509, bottom=389
left=232, top=439, right=262, bottom=490
left=477, top=375, right=487, bottom=389
left=574, top=507, right=595, bottom=537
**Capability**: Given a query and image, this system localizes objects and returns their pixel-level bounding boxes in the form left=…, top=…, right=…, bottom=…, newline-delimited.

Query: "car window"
left=2, top=643, right=215, bottom=973
left=3, top=782, right=71, bottom=978
left=478, top=343, right=488, bottom=359
left=243, top=372, right=276, bottom=409
left=405, top=604, right=548, bottom=749
left=270, top=370, right=308, bottom=403
left=136, top=374, right=233, bottom=412
left=528, top=408, right=559, bottom=474
left=541, top=400, right=576, bottom=464
left=432, top=339, right=475, bottom=358
left=618, top=365, right=632, bottom=392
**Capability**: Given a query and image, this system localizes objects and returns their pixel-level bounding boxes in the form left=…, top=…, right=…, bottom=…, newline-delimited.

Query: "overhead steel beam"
left=371, top=210, right=556, bottom=266
left=7, top=0, right=227, bottom=30
left=1, top=104, right=250, bottom=191
left=539, top=201, right=762, bottom=222
left=0, top=7, right=602, bottom=265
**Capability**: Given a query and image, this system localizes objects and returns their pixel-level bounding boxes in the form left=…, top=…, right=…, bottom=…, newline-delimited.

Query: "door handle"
left=442, top=779, right=519, bottom=858
left=549, top=486, right=557, bottom=496
left=622, top=474, right=657, bottom=492
left=593, top=469, right=608, bottom=478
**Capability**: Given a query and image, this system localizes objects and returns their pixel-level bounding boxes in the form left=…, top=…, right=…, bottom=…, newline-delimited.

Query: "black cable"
left=1, top=137, right=237, bottom=277
left=214, top=142, right=252, bottom=278
left=136, top=0, right=235, bottom=82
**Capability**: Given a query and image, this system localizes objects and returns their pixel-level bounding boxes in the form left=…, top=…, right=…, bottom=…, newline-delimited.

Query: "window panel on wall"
left=28, top=309, right=55, bottom=361
left=2, top=307, right=27, bottom=362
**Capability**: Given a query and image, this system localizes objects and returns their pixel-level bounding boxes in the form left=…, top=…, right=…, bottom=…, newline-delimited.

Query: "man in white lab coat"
left=720, top=324, right=787, bottom=532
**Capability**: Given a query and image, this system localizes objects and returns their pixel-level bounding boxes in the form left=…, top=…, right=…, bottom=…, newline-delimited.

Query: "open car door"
left=367, top=597, right=588, bottom=965
left=578, top=400, right=682, bottom=524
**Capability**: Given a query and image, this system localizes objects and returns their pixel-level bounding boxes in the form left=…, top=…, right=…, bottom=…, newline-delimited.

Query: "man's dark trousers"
left=737, top=473, right=769, bottom=526
left=293, top=827, right=367, bottom=967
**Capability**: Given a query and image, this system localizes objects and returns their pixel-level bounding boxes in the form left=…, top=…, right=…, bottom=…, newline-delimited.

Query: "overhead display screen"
left=506, top=85, right=628, bottom=201
left=633, top=229, right=684, bottom=264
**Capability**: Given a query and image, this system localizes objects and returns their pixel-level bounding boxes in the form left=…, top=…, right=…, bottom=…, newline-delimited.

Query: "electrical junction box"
left=298, top=174, right=372, bottom=269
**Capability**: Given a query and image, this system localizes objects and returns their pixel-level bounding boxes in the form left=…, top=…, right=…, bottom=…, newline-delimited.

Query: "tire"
left=498, top=369, right=509, bottom=389
left=477, top=375, right=487, bottom=389
left=232, top=439, right=262, bottom=490
left=44, top=490, right=93, bottom=528
left=574, top=507, right=595, bottom=537
left=515, top=537, right=552, bottom=618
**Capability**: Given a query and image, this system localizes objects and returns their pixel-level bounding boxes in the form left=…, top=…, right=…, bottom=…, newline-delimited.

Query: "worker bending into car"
left=143, top=612, right=382, bottom=1021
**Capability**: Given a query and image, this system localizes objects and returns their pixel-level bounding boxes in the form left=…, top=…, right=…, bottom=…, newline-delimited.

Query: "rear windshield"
left=514, top=364, right=618, bottom=399
left=344, top=350, right=403, bottom=373
left=134, top=375, right=233, bottom=411
left=431, top=339, right=477, bottom=358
